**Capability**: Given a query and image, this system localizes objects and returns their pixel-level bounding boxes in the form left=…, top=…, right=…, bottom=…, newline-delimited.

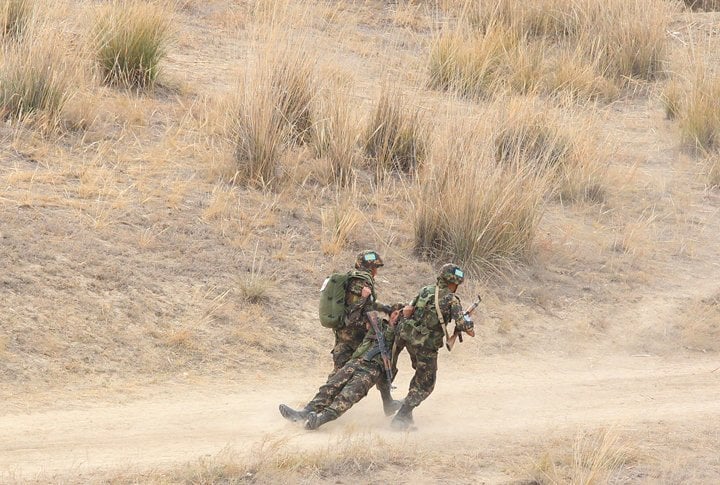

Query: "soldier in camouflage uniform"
left=390, top=263, right=474, bottom=430
left=279, top=251, right=401, bottom=423
left=279, top=310, right=398, bottom=430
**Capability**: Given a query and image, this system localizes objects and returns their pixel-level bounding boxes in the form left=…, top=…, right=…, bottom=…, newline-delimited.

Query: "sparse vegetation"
left=680, top=292, right=720, bottom=351
left=415, top=122, right=547, bottom=274
left=662, top=78, right=685, bottom=121
left=680, top=69, right=720, bottom=151
left=432, top=0, right=676, bottom=101
left=0, top=34, right=73, bottom=122
left=311, top=89, right=358, bottom=186
left=94, top=0, right=171, bottom=88
left=529, top=429, right=633, bottom=485
left=3, top=0, right=720, bottom=482
left=234, top=47, right=317, bottom=187
left=321, top=199, right=362, bottom=255
left=364, top=89, right=427, bottom=178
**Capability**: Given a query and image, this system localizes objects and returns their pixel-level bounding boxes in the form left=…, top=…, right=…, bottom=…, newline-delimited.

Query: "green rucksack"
left=318, top=271, right=374, bottom=329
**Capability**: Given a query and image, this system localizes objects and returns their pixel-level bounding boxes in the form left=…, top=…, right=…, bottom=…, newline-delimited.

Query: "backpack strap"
left=435, top=285, right=452, bottom=348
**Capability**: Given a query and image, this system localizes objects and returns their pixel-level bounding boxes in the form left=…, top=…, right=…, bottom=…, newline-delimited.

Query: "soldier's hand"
left=361, top=286, right=372, bottom=298
left=389, top=310, right=400, bottom=326
left=465, top=328, right=475, bottom=337
left=402, top=305, right=415, bottom=318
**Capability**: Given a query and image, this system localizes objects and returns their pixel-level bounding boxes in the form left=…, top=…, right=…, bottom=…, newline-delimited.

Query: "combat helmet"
left=438, top=263, right=465, bottom=285
left=355, top=250, right=384, bottom=270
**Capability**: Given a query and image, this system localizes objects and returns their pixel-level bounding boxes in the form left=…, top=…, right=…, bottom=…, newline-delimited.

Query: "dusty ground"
left=2, top=1, right=720, bottom=483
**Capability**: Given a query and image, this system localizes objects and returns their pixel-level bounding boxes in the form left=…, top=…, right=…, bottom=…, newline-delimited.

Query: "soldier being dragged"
left=279, top=309, right=399, bottom=430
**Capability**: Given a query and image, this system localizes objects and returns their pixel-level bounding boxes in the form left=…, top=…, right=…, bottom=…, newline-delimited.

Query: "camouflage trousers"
left=307, top=359, right=382, bottom=416
left=395, top=339, right=438, bottom=408
left=330, top=334, right=393, bottom=404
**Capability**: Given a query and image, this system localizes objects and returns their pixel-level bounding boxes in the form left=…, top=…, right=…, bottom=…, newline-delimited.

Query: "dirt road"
left=2, top=353, right=719, bottom=482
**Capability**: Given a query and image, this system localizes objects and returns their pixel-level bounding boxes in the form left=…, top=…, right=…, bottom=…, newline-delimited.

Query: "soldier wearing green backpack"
left=280, top=250, right=402, bottom=422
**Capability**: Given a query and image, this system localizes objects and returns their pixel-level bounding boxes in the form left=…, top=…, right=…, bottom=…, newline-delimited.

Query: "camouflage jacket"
left=350, top=313, right=396, bottom=365
left=335, top=271, right=392, bottom=346
left=399, top=281, right=464, bottom=350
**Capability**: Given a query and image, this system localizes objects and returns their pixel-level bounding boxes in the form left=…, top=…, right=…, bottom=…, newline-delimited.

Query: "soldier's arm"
left=441, top=293, right=473, bottom=333
left=345, top=278, right=371, bottom=324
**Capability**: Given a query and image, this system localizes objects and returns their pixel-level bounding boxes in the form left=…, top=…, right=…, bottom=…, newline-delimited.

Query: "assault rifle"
left=446, top=295, right=481, bottom=351
left=366, top=311, right=395, bottom=388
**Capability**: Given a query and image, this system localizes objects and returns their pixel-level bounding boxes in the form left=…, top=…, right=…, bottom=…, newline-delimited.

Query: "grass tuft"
left=312, top=89, right=359, bottom=186
left=364, top=89, right=427, bottom=178
left=415, top=120, right=548, bottom=274
left=661, top=78, right=685, bottom=121
left=0, top=32, right=73, bottom=123
left=94, top=0, right=171, bottom=89
left=234, top=47, right=317, bottom=188
left=529, top=429, right=633, bottom=484
left=680, top=69, right=720, bottom=152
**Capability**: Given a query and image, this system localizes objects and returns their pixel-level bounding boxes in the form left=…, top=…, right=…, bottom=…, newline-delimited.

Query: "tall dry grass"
left=235, top=47, right=317, bottom=188
left=0, top=0, right=31, bottom=39
left=577, top=0, right=676, bottom=81
left=414, top=118, right=548, bottom=274
left=364, top=89, right=427, bottom=178
left=94, top=0, right=171, bottom=88
left=433, top=0, right=677, bottom=101
left=312, top=89, right=359, bottom=186
left=0, top=29, right=74, bottom=123
left=680, top=69, right=720, bottom=152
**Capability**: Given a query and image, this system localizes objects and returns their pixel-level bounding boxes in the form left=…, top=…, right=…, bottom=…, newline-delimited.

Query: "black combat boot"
left=381, top=392, right=403, bottom=417
left=390, top=403, right=415, bottom=430
left=279, top=404, right=311, bottom=423
left=304, top=410, right=338, bottom=430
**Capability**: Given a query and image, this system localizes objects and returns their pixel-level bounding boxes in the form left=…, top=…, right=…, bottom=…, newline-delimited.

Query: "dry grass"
left=661, top=78, right=685, bottom=121
left=494, top=98, right=608, bottom=203
left=679, top=292, right=720, bottom=352
left=321, top=199, right=363, bottom=255
left=0, top=30, right=74, bottom=124
left=434, top=0, right=676, bottom=101
left=100, top=434, right=423, bottom=484
left=683, top=0, right=720, bottom=11
left=576, top=0, right=676, bottom=82
left=234, top=46, right=317, bottom=188
left=237, top=253, right=275, bottom=304
left=708, top=154, right=720, bottom=188
left=528, top=429, right=634, bottom=484
left=364, top=88, right=427, bottom=178
left=414, top=118, right=548, bottom=275
left=0, top=0, right=31, bottom=39
left=94, top=0, right=172, bottom=89
left=680, top=68, right=720, bottom=152
left=311, top=88, right=359, bottom=186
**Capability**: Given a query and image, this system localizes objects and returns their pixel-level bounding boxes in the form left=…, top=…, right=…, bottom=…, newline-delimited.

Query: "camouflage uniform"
left=303, top=313, right=396, bottom=428
left=278, top=251, right=400, bottom=425
left=391, top=264, right=473, bottom=429
left=329, top=273, right=378, bottom=375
